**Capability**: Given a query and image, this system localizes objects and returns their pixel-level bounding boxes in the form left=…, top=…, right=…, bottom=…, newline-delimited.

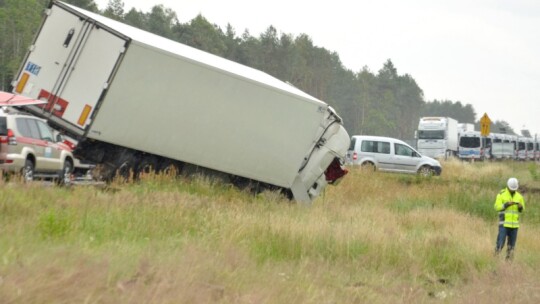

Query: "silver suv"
left=0, top=108, right=74, bottom=183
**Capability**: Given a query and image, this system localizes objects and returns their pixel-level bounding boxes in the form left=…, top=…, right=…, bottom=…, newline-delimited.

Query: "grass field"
left=1, top=160, right=540, bottom=303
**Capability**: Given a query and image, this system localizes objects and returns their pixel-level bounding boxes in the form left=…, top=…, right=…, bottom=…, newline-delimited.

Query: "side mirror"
left=56, top=133, right=64, bottom=143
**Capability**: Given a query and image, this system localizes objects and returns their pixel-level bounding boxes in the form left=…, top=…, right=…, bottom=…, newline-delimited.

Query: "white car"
left=346, top=135, right=442, bottom=176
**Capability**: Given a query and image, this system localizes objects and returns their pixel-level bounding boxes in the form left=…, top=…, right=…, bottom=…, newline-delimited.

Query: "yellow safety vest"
left=494, top=188, right=525, bottom=228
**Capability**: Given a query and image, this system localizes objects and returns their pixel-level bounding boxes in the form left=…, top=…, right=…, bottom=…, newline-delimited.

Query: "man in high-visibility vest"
left=494, top=177, right=525, bottom=260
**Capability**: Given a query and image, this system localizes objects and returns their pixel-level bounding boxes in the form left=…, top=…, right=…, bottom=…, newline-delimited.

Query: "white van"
left=346, top=135, right=442, bottom=176
left=458, top=130, right=485, bottom=161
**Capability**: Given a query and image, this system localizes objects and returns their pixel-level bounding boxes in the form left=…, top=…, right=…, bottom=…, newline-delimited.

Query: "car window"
left=16, top=118, right=36, bottom=138
left=349, top=137, right=356, bottom=150
left=361, top=140, right=390, bottom=154
left=418, top=130, right=444, bottom=140
left=0, top=117, right=7, bottom=136
left=460, top=136, right=480, bottom=148
left=26, top=119, right=41, bottom=139
left=35, top=120, right=54, bottom=142
left=395, top=143, right=414, bottom=157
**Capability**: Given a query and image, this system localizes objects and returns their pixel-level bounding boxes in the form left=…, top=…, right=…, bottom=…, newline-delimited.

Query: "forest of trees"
left=0, top=0, right=517, bottom=138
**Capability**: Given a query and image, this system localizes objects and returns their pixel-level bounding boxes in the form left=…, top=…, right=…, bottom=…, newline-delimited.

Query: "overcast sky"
left=94, top=0, right=540, bottom=137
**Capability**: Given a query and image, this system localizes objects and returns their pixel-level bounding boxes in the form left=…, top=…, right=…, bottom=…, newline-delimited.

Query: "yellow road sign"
left=480, top=113, right=491, bottom=136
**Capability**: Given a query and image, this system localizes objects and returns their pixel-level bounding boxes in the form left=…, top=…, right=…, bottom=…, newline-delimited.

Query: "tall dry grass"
left=1, top=161, right=539, bottom=303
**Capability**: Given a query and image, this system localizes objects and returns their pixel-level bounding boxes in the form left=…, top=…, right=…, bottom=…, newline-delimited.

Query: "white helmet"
left=507, top=177, right=519, bottom=191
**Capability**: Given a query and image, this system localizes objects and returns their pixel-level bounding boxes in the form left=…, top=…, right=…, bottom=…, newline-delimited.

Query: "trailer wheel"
left=117, top=160, right=135, bottom=181
left=157, top=159, right=183, bottom=177
left=230, top=175, right=251, bottom=190
left=137, top=156, right=158, bottom=178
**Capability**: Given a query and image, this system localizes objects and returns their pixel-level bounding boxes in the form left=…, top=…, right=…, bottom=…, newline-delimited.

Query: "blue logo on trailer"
left=25, top=62, right=41, bottom=76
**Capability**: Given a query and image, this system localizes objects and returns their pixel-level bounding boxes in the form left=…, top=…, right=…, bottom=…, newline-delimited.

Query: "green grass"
left=1, top=161, right=540, bottom=303
left=529, top=163, right=540, bottom=181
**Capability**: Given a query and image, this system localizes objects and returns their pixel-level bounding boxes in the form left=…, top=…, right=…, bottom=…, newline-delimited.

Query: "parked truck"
left=490, top=133, right=516, bottom=160
left=457, top=123, right=474, bottom=134
left=416, top=117, right=458, bottom=159
left=10, top=0, right=350, bottom=202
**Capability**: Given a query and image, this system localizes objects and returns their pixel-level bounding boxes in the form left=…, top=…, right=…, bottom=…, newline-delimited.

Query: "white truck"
left=10, top=1, right=350, bottom=202
left=416, top=117, right=458, bottom=159
left=457, top=123, right=474, bottom=134
left=490, top=133, right=516, bottom=160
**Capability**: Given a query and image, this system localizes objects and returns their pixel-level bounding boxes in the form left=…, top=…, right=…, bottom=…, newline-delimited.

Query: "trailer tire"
left=137, top=155, right=158, bottom=178
left=230, top=175, right=252, bottom=190
left=117, top=160, right=136, bottom=181
left=158, top=159, right=183, bottom=177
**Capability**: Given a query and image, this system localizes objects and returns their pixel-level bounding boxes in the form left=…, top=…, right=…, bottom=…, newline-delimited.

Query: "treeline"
left=0, top=0, right=516, bottom=137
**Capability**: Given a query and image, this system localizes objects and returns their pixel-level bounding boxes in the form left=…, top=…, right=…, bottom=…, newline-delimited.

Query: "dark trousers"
left=495, top=225, right=518, bottom=260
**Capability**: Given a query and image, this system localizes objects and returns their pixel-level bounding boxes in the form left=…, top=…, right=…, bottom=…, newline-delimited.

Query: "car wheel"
left=418, top=165, right=434, bottom=177
left=22, top=159, right=34, bottom=182
left=361, top=161, right=376, bottom=172
left=58, top=160, right=73, bottom=185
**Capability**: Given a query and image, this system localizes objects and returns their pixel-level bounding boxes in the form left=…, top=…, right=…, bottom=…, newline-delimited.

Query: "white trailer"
left=526, top=137, right=536, bottom=161
left=516, top=136, right=533, bottom=161
left=535, top=137, right=540, bottom=161
left=416, top=117, right=458, bottom=159
left=11, top=1, right=350, bottom=202
left=457, top=123, right=474, bottom=134
left=490, top=133, right=516, bottom=160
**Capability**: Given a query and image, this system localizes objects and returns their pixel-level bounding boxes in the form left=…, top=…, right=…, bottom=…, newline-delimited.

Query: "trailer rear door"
left=12, top=2, right=128, bottom=135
